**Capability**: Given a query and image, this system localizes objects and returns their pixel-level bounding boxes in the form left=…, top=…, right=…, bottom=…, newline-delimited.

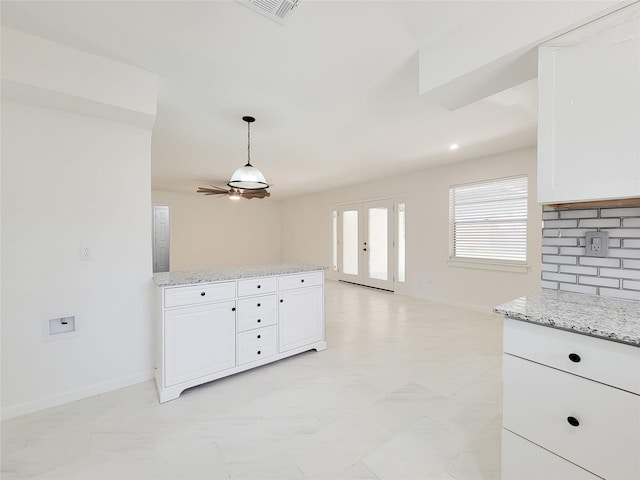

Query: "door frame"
left=332, top=197, right=396, bottom=292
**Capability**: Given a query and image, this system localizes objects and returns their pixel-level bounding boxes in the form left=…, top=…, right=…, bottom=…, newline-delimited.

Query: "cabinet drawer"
left=164, top=282, right=236, bottom=308
left=237, top=276, right=277, bottom=297
left=504, top=318, right=640, bottom=394
left=502, top=429, right=599, bottom=480
left=278, top=271, right=323, bottom=291
left=237, top=295, right=277, bottom=332
left=503, top=354, right=640, bottom=480
left=238, top=325, right=277, bottom=365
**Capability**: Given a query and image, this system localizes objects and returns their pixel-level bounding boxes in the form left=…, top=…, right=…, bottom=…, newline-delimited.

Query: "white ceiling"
left=2, top=1, right=549, bottom=198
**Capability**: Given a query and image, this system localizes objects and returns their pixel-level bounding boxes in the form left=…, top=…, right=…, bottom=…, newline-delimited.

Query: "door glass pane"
left=398, top=203, right=405, bottom=282
left=368, top=207, right=388, bottom=281
left=331, top=211, right=338, bottom=271
left=342, top=210, right=358, bottom=275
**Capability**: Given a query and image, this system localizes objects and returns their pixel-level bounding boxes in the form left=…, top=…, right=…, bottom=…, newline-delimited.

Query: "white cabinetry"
left=164, top=301, right=236, bottom=387
left=156, top=269, right=326, bottom=403
left=502, top=318, right=640, bottom=480
left=537, top=4, right=640, bottom=204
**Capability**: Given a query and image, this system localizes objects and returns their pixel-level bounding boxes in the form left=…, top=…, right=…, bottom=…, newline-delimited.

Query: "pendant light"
left=227, top=116, right=269, bottom=190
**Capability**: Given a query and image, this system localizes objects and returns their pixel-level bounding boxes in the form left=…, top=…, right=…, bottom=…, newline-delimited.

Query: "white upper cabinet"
left=537, top=4, right=640, bottom=204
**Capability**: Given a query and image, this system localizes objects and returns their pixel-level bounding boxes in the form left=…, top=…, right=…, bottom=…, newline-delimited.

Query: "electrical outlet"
left=80, top=245, right=91, bottom=260
left=585, top=231, right=609, bottom=257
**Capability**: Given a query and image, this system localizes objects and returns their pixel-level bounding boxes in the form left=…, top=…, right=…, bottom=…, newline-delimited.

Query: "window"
left=397, top=203, right=406, bottom=282
left=449, top=176, right=528, bottom=269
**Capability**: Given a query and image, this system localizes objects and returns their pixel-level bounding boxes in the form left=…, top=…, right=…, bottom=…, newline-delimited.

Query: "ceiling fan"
left=196, top=185, right=270, bottom=200
left=198, top=115, right=271, bottom=200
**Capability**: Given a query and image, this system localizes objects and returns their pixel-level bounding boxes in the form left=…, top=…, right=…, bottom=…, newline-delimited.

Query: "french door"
left=335, top=200, right=395, bottom=291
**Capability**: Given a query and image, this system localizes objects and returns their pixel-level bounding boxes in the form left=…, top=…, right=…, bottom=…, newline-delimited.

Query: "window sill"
left=448, top=258, right=530, bottom=274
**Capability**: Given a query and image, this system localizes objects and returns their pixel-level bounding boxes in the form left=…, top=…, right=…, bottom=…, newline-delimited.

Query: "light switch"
left=585, top=231, right=609, bottom=257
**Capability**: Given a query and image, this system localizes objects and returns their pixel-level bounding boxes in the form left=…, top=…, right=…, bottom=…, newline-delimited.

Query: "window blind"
left=449, top=176, right=528, bottom=263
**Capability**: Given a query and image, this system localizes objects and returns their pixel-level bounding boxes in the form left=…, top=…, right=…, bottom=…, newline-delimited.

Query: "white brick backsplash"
left=559, top=209, right=598, bottom=219
left=560, top=246, right=586, bottom=256
left=542, top=272, right=577, bottom=283
left=623, top=259, right=640, bottom=269
left=556, top=229, right=590, bottom=237
left=599, top=288, right=640, bottom=301
left=601, top=207, right=640, bottom=217
left=599, top=268, right=640, bottom=280
left=560, top=283, right=597, bottom=295
left=541, top=206, right=639, bottom=298
left=542, top=255, right=577, bottom=265
left=623, top=280, right=640, bottom=291
left=578, top=276, right=620, bottom=288
left=603, top=228, right=640, bottom=238
left=579, top=257, right=621, bottom=267
left=542, top=237, right=578, bottom=246
left=560, top=265, right=598, bottom=275
left=579, top=218, right=620, bottom=228
left=543, top=219, right=578, bottom=228
left=608, top=248, right=640, bottom=259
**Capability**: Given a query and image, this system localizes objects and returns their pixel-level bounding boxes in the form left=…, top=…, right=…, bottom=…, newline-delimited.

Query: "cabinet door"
left=278, top=286, right=324, bottom=353
left=164, top=301, right=236, bottom=387
left=537, top=4, right=640, bottom=203
left=502, top=429, right=600, bottom=480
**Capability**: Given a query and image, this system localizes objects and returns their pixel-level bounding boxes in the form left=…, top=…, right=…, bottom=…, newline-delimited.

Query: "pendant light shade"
left=227, top=116, right=269, bottom=190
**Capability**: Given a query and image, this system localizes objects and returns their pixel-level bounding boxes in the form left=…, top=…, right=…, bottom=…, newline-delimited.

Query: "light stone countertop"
left=153, top=263, right=326, bottom=287
left=494, top=290, right=640, bottom=347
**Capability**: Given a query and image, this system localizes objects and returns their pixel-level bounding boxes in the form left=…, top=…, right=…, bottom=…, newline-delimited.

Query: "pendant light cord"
left=246, top=120, right=251, bottom=167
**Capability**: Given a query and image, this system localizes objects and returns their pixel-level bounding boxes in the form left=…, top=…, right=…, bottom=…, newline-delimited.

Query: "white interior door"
left=336, top=200, right=394, bottom=291
left=153, top=205, right=170, bottom=273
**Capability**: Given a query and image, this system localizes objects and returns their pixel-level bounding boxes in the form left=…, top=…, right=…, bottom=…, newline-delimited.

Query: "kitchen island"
left=153, top=263, right=327, bottom=403
left=495, top=291, right=639, bottom=480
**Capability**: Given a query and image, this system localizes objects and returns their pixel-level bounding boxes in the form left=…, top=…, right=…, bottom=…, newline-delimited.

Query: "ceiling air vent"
left=239, top=0, right=300, bottom=25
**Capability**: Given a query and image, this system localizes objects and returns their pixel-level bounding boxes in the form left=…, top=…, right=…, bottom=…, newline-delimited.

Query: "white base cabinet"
left=502, top=318, right=640, bottom=480
left=155, top=269, right=327, bottom=403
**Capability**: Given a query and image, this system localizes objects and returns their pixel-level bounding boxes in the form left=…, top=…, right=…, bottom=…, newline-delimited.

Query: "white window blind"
left=449, top=176, right=528, bottom=264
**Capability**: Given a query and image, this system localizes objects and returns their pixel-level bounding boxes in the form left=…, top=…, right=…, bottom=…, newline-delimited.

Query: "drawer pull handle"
left=257, top=334, right=261, bottom=339
left=231, top=307, right=236, bottom=312
left=568, top=353, right=581, bottom=363
left=257, top=285, right=261, bottom=289
left=257, top=303, right=261, bottom=307
left=257, top=319, right=261, bottom=323
left=567, top=416, right=580, bottom=427
left=200, top=292, right=206, bottom=296
left=301, top=279, right=305, bottom=283
left=257, top=350, right=261, bottom=355
left=280, top=299, right=283, bottom=303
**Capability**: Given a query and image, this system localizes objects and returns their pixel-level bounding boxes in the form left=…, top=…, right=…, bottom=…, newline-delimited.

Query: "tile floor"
left=2, top=281, right=504, bottom=479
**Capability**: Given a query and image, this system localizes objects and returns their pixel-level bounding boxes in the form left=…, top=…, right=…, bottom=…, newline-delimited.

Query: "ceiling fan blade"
left=197, top=186, right=229, bottom=195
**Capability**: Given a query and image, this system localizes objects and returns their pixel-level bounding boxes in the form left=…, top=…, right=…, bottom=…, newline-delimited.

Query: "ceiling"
left=1, top=1, right=547, bottom=198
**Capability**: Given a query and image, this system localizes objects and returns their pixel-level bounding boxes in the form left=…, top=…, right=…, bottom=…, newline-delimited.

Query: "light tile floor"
left=2, top=281, right=504, bottom=479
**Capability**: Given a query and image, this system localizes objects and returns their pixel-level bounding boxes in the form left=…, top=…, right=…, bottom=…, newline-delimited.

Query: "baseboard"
left=1, top=369, right=154, bottom=420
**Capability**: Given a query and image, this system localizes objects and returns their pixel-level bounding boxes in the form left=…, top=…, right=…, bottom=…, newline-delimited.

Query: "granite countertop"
left=494, top=290, right=640, bottom=347
left=153, top=263, right=326, bottom=287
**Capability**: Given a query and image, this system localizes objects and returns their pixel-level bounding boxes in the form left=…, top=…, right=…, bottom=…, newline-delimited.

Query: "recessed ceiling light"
left=449, top=143, right=459, bottom=151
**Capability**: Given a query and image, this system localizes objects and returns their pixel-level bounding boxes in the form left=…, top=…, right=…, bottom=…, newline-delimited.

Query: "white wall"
left=151, top=191, right=283, bottom=271
left=281, top=147, right=541, bottom=311
left=1, top=29, right=157, bottom=419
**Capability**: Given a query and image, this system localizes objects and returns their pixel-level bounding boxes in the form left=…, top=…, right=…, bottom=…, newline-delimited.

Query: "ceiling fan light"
left=227, top=164, right=268, bottom=190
